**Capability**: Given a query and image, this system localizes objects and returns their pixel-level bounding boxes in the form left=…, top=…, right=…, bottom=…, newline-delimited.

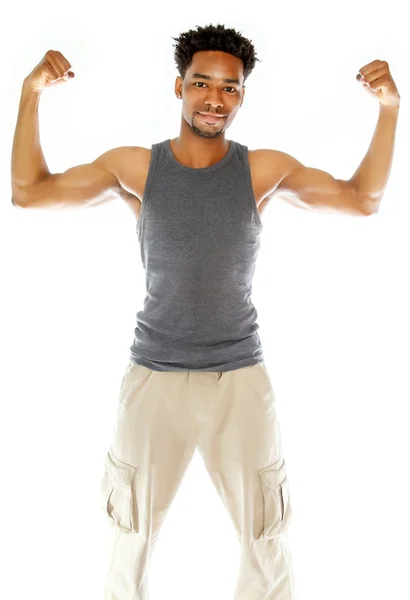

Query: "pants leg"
left=100, top=360, right=297, bottom=600
left=197, top=362, right=297, bottom=600
left=100, top=362, right=198, bottom=600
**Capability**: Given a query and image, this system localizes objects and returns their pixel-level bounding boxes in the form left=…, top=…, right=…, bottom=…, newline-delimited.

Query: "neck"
left=171, top=120, right=230, bottom=169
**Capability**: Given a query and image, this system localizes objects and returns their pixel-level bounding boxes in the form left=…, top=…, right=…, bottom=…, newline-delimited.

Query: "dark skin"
left=119, top=50, right=398, bottom=220
left=171, top=50, right=245, bottom=169
left=13, top=49, right=399, bottom=217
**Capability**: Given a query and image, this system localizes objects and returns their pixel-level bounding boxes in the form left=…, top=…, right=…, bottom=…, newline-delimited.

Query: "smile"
left=198, top=113, right=226, bottom=124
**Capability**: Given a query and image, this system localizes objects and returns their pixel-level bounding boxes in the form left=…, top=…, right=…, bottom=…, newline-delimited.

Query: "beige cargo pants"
left=100, top=361, right=297, bottom=600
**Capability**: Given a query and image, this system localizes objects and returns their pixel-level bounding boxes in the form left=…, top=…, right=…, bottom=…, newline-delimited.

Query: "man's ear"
left=175, top=76, right=183, bottom=98
left=240, top=85, right=246, bottom=107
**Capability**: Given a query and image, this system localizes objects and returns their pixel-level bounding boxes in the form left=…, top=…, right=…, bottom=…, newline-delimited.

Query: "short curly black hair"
left=172, top=23, right=261, bottom=83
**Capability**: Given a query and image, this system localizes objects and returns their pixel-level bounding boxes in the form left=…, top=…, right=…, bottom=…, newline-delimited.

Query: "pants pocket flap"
left=257, top=457, right=292, bottom=539
left=258, top=457, right=286, bottom=489
left=104, top=451, right=137, bottom=486
left=100, top=451, right=139, bottom=534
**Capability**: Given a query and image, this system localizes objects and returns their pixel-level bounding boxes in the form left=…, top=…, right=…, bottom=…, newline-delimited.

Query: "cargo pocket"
left=257, top=457, right=292, bottom=539
left=100, top=450, right=139, bottom=534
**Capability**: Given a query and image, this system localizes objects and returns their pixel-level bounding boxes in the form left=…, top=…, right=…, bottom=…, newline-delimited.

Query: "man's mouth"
left=198, top=112, right=226, bottom=124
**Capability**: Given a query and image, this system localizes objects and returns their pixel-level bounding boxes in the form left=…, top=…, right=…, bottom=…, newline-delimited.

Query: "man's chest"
left=118, top=147, right=283, bottom=222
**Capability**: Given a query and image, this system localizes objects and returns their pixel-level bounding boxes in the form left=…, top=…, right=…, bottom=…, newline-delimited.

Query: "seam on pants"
left=279, top=538, right=294, bottom=600
left=104, top=527, right=119, bottom=586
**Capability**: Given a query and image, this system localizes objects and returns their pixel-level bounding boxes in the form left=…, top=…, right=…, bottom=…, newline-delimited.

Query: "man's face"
left=176, top=50, right=245, bottom=139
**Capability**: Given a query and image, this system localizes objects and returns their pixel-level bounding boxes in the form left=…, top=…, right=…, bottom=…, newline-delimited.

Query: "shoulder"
left=95, top=145, right=151, bottom=176
left=248, top=147, right=303, bottom=177
left=247, top=147, right=304, bottom=197
left=94, top=145, right=152, bottom=199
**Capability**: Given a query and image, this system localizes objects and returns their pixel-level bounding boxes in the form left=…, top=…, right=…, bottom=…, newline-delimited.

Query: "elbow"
left=11, top=182, right=42, bottom=209
left=362, top=207, right=379, bottom=217
left=11, top=183, right=29, bottom=208
left=11, top=195, right=24, bottom=208
left=359, top=194, right=382, bottom=217
left=11, top=194, right=29, bottom=209
left=362, top=204, right=381, bottom=217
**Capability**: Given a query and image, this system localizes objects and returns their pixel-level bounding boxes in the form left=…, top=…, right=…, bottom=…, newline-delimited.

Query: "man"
left=11, top=22, right=400, bottom=600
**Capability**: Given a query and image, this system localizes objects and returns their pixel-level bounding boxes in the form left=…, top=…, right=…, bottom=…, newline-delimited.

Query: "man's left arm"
left=274, top=60, right=400, bottom=216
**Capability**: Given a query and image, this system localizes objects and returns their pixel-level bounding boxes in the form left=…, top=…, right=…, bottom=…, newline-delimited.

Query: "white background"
left=1, top=1, right=409, bottom=599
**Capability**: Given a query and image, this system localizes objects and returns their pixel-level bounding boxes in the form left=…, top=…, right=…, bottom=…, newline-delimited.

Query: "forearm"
left=11, top=80, right=51, bottom=201
left=349, top=104, right=400, bottom=212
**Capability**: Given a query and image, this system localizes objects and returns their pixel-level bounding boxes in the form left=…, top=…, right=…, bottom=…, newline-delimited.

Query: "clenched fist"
left=24, top=50, right=75, bottom=92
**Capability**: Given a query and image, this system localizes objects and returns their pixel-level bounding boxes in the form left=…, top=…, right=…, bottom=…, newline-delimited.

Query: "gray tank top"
left=129, top=138, right=264, bottom=372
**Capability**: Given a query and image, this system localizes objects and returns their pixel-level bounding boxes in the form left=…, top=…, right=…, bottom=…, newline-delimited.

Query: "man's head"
left=172, top=23, right=261, bottom=139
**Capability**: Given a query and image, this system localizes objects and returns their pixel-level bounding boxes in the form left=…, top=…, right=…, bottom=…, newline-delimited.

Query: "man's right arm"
left=11, top=79, right=124, bottom=210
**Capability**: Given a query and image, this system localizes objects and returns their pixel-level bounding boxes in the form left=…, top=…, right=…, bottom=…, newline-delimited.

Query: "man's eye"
left=194, top=82, right=236, bottom=92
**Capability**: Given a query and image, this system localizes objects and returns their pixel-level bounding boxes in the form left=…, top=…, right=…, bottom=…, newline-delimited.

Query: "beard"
left=191, top=114, right=225, bottom=139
